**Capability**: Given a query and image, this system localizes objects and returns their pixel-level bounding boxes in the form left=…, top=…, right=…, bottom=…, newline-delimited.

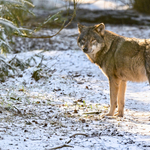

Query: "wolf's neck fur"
left=86, top=30, right=122, bottom=67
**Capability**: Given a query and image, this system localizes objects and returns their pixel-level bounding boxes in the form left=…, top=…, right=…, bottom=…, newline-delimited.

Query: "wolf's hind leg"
left=145, top=46, right=150, bottom=84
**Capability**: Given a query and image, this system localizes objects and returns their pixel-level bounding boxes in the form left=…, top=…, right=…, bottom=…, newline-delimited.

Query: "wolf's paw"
left=106, top=113, right=113, bottom=116
left=114, top=111, right=124, bottom=117
left=114, top=113, right=124, bottom=117
left=101, top=113, right=115, bottom=119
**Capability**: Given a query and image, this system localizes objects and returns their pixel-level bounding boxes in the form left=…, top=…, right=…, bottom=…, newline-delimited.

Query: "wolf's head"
left=77, top=23, right=105, bottom=54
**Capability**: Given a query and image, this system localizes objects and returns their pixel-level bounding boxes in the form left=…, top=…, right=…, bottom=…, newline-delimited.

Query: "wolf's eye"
left=81, top=39, right=85, bottom=43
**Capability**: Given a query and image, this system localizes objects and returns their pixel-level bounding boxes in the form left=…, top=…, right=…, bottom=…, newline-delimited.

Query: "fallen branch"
left=70, top=133, right=89, bottom=138
left=48, top=133, right=88, bottom=149
left=83, top=111, right=101, bottom=115
left=48, top=144, right=73, bottom=150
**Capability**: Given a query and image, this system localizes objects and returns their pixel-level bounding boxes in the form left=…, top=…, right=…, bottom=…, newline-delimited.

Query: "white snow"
left=31, top=0, right=130, bottom=10
left=0, top=25, right=150, bottom=149
left=77, top=0, right=130, bottom=10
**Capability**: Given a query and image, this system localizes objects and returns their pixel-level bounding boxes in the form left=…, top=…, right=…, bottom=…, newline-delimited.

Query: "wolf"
left=77, top=23, right=150, bottom=117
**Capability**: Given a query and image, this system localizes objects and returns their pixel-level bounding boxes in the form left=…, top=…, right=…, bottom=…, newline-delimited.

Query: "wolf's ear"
left=77, top=23, right=84, bottom=33
left=94, top=23, right=105, bottom=36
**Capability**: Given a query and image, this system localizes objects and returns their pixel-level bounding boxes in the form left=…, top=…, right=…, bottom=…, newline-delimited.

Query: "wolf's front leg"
left=106, top=77, right=120, bottom=116
left=117, top=80, right=126, bottom=117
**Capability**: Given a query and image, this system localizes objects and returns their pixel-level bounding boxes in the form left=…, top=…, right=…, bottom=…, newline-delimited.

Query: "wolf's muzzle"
left=83, top=47, right=88, bottom=53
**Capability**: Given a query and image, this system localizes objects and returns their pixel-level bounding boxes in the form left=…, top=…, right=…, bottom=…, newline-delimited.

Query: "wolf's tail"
left=145, top=44, right=150, bottom=84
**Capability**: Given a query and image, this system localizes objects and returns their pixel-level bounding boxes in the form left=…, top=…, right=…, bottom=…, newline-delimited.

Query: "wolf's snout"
left=83, top=47, right=88, bottom=53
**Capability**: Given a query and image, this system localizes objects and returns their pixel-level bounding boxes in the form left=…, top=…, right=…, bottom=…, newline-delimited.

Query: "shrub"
left=133, top=0, right=150, bottom=14
left=0, top=0, right=34, bottom=53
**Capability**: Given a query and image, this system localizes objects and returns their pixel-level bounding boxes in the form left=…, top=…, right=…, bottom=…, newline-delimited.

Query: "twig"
left=83, top=111, right=101, bottom=115
left=66, top=139, right=72, bottom=144
left=70, top=133, right=89, bottom=138
left=12, top=105, right=22, bottom=114
left=48, top=132, right=88, bottom=149
left=22, top=0, right=77, bottom=39
left=37, top=55, right=44, bottom=68
left=48, top=144, right=73, bottom=150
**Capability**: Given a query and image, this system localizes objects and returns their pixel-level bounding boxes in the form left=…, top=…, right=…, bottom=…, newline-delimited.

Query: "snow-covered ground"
left=77, top=0, right=130, bottom=10
left=0, top=25, right=150, bottom=149
left=31, top=0, right=130, bottom=10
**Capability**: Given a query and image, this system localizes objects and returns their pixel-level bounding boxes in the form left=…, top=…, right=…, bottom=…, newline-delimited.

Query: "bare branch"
left=23, top=0, right=77, bottom=39
left=48, top=144, right=73, bottom=150
left=69, top=133, right=89, bottom=138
